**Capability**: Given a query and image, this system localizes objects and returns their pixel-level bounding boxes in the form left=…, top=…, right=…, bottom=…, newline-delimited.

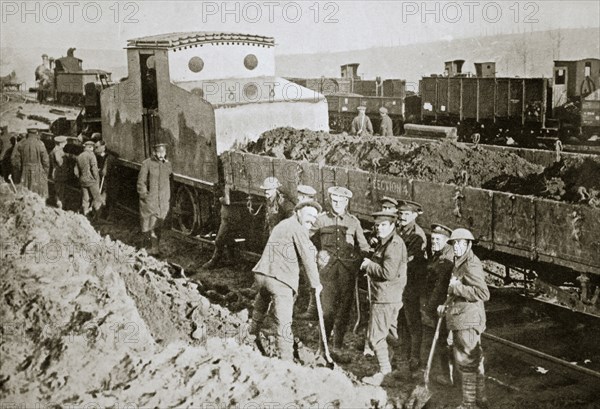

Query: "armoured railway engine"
left=101, top=32, right=328, bottom=236
left=100, top=32, right=600, bottom=283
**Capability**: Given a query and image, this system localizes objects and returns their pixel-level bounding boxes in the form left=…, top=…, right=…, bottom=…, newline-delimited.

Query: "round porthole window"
left=188, top=56, right=204, bottom=73
left=244, top=54, right=258, bottom=70
left=243, top=83, right=259, bottom=100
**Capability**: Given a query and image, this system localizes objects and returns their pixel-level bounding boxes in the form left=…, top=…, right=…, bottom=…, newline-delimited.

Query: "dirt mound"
left=246, top=127, right=543, bottom=187
left=246, top=128, right=600, bottom=206
left=0, top=184, right=385, bottom=407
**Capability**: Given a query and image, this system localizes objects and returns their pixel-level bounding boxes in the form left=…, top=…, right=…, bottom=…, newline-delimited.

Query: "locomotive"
left=101, top=31, right=328, bottom=235
left=34, top=48, right=113, bottom=110
left=419, top=58, right=600, bottom=145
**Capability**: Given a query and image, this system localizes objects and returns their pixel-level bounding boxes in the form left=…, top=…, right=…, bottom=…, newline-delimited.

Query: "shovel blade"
left=405, top=384, right=432, bottom=409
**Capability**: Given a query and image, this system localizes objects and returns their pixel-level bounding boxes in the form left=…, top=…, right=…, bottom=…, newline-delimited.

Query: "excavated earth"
left=244, top=128, right=600, bottom=207
left=0, top=184, right=385, bottom=408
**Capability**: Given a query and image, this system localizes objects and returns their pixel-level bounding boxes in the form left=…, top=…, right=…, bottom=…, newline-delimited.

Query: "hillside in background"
left=276, top=28, right=600, bottom=87
left=1, top=28, right=598, bottom=90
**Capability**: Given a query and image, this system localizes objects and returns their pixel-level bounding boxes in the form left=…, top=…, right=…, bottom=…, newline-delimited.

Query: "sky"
left=1, top=0, right=599, bottom=55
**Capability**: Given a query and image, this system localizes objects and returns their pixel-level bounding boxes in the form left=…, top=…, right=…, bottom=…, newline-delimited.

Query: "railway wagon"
left=420, top=69, right=551, bottom=142
left=326, top=94, right=405, bottom=134
left=100, top=32, right=329, bottom=234
left=221, top=150, right=600, bottom=277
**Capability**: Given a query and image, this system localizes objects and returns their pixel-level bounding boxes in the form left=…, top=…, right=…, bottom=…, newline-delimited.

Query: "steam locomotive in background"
left=34, top=48, right=113, bottom=109
left=287, top=58, right=600, bottom=146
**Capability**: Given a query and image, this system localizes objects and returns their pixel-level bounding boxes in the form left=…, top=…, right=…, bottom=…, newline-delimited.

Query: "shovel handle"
left=423, top=296, right=453, bottom=384
left=314, top=288, right=334, bottom=365
left=352, top=277, right=360, bottom=334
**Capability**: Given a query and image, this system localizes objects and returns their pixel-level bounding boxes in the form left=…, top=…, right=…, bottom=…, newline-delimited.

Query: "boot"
left=297, top=293, right=318, bottom=320
left=476, top=358, right=489, bottom=409
left=456, top=371, right=477, bottom=409
left=434, top=346, right=455, bottom=386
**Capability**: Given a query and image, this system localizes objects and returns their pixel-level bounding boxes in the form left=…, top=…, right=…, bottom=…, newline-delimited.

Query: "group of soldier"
left=5, top=128, right=111, bottom=217
left=350, top=105, right=394, bottom=137
left=241, top=177, right=489, bottom=409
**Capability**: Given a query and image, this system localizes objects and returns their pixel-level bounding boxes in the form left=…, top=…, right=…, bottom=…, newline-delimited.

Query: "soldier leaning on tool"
left=379, top=107, right=394, bottom=137
left=396, top=200, right=428, bottom=372
left=309, top=186, right=372, bottom=364
left=424, top=223, right=455, bottom=386
left=360, top=210, right=408, bottom=386
left=350, top=106, right=374, bottom=137
left=11, top=128, right=50, bottom=198
left=49, top=136, right=69, bottom=209
left=249, top=201, right=323, bottom=361
left=438, top=228, right=490, bottom=409
left=76, top=140, right=103, bottom=216
left=137, top=143, right=173, bottom=254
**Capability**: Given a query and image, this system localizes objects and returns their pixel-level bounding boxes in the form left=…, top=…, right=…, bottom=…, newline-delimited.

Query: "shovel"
left=314, top=286, right=336, bottom=370
left=405, top=297, right=451, bottom=409
left=8, top=174, right=18, bottom=193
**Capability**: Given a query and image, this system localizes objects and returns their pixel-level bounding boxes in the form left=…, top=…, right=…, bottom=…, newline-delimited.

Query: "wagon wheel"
left=172, top=185, right=199, bottom=235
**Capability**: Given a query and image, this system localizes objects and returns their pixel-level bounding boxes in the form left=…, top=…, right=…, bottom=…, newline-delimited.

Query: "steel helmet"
left=448, top=228, right=475, bottom=243
left=260, top=176, right=281, bottom=190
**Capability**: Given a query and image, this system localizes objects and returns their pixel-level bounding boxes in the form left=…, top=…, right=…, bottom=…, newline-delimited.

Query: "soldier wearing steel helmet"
left=438, top=228, right=490, bottom=409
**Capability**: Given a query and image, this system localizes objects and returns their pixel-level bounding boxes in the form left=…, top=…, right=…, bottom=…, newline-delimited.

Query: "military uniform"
left=350, top=107, right=374, bottom=136
left=76, top=146, right=102, bottom=214
left=11, top=131, right=49, bottom=198
left=311, top=208, right=371, bottom=349
left=397, top=219, right=428, bottom=367
left=379, top=108, right=394, bottom=137
left=445, top=246, right=490, bottom=409
left=364, top=228, right=407, bottom=376
left=50, top=137, right=70, bottom=208
left=250, top=213, right=321, bottom=361
left=136, top=154, right=172, bottom=235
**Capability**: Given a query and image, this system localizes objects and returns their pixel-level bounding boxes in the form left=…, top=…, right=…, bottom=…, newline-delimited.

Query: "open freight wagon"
left=221, top=150, right=600, bottom=276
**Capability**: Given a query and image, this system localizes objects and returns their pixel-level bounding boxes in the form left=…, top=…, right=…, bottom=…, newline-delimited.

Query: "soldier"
left=396, top=199, right=428, bottom=371
left=261, top=176, right=295, bottom=236
left=11, top=128, right=49, bottom=198
left=49, top=136, right=69, bottom=208
left=310, top=186, right=371, bottom=363
left=379, top=107, right=394, bottom=136
left=424, top=223, right=455, bottom=386
left=76, top=140, right=102, bottom=216
left=360, top=210, right=408, bottom=385
left=350, top=106, right=373, bottom=137
left=94, top=140, right=115, bottom=217
left=1, top=136, right=17, bottom=182
left=249, top=201, right=323, bottom=361
left=438, top=228, right=490, bottom=409
left=137, top=143, right=173, bottom=253
left=296, top=184, right=317, bottom=204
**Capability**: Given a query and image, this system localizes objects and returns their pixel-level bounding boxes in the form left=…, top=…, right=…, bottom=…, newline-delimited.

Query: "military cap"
left=357, top=105, right=366, bottom=111
left=153, top=142, right=167, bottom=149
left=431, top=223, right=452, bottom=237
left=295, top=200, right=322, bottom=213
left=398, top=200, right=423, bottom=214
left=91, top=132, right=102, bottom=141
left=372, top=210, right=398, bottom=223
left=83, top=140, right=96, bottom=147
left=379, top=196, right=398, bottom=207
left=297, top=184, right=317, bottom=196
left=54, top=136, right=68, bottom=143
left=328, top=186, right=353, bottom=199
left=260, top=176, right=281, bottom=190
left=26, top=127, right=40, bottom=134
left=379, top=107, right=388, bottom=114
